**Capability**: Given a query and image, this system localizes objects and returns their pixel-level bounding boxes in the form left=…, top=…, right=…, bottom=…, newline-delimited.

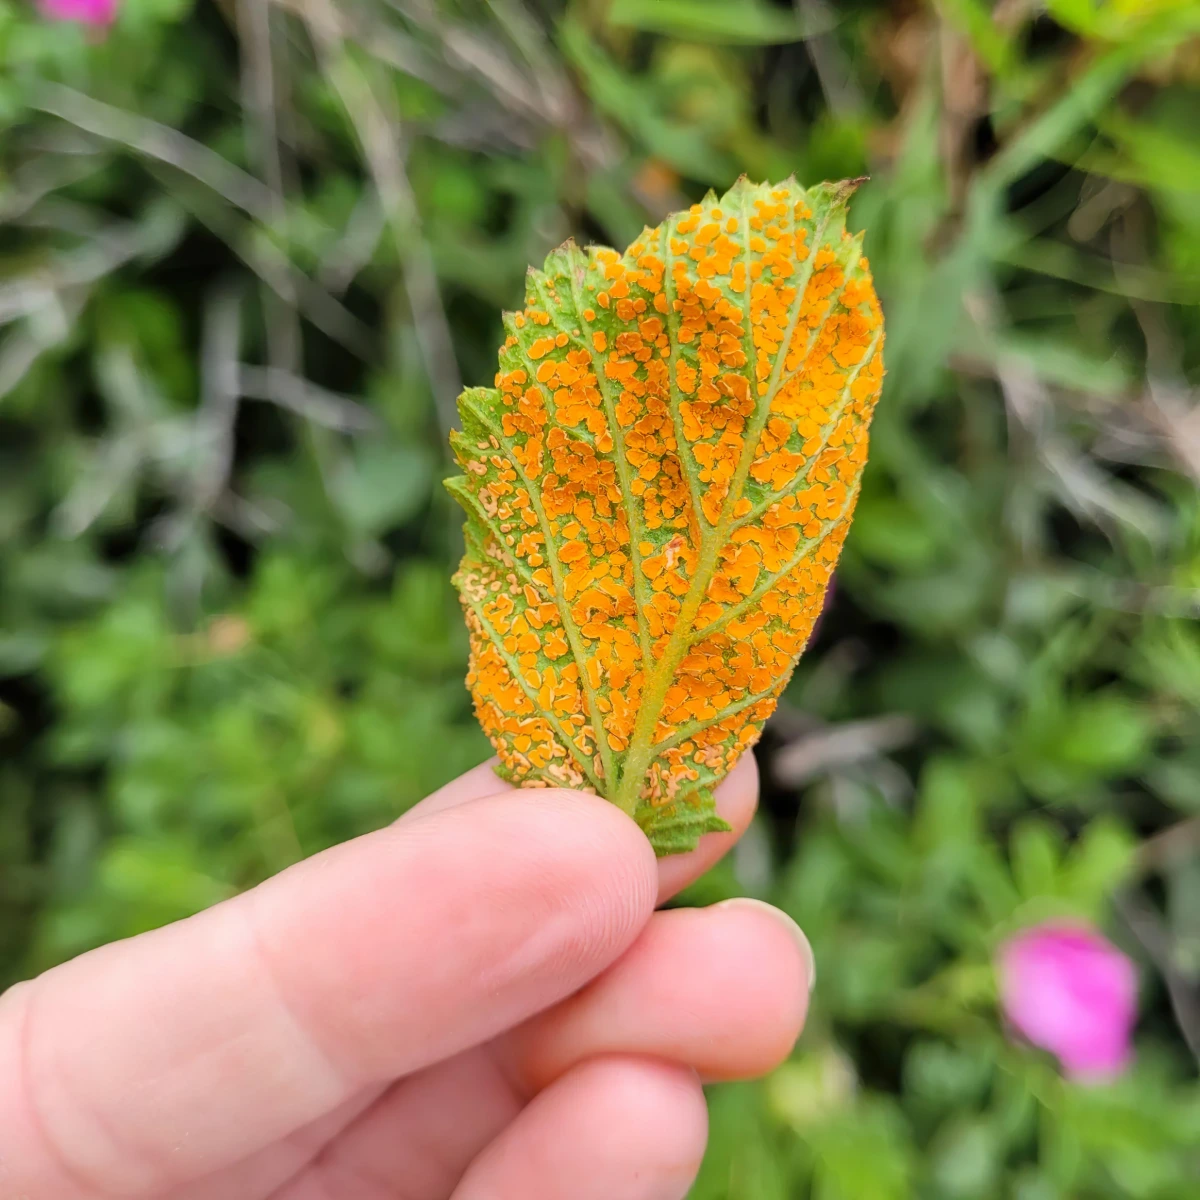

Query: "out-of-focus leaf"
left=1016, top=690, right=1154, bottom=798
left=809, top=1097, right=914, bottom=1200
left=332, top=442, right=434, bottom=535
left=983, top=29, right=1195, bottom=191
left=991, top=331, right=1133, bottom=396
left=1011, top=817, right=1064, bottom=901
left=561, top=20, right=735, bottom=179
left=1065, top=817, right=1136, bottom=912
left=930, top=1115, right=1003, bottom=1197
left=606, top=0, right=836, bottom=45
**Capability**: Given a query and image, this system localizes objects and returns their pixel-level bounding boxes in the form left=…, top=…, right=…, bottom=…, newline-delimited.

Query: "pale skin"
left=0, top=753, right=813, bottom=1199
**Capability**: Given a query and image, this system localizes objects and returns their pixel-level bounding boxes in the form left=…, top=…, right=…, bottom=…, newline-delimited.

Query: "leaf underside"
left=447, top=176, right=885, bottom=856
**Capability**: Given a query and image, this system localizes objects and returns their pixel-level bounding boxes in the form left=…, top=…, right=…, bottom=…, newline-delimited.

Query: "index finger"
left=0, top=786, right=657, bottom=1199
left=408, top=750, right=760, bottom=904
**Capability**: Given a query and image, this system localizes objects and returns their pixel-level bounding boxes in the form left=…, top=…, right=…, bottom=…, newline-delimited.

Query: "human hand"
left=0, top=755, right=813, bottom=1199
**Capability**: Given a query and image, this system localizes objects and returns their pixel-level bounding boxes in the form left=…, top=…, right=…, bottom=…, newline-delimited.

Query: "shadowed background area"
left=1, top=0, right=1199, bottom=1195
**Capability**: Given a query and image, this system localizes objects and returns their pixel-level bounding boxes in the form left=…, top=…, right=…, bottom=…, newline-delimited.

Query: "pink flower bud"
left=37, top=0, right=117, bottom=25
left=998, top=922, right=1137, bottom=1082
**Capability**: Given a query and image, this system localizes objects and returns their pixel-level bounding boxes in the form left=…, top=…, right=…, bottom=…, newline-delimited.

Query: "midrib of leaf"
left=551, top=259, right=655, bottom=672
left=614, top=189, right=851, bottom=813
left=464, top=594, right=604, bottom=791
left=468, top=394, right=619, bottom=790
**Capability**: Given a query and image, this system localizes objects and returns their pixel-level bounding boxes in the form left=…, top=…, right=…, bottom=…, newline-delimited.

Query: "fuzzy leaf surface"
left=447, top=177, right=885, bottom=855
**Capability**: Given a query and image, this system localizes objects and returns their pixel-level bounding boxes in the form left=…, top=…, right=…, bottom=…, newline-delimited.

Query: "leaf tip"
left=838, top=175, right=869, bottom=202
left=812, top=175, right=869, bottom=213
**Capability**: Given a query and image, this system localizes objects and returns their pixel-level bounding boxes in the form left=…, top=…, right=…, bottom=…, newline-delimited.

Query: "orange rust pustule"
left=448, top=177, right=884, bottom=843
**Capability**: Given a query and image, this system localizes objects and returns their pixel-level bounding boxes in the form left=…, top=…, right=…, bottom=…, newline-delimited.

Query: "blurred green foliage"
left=3, top=0, right=1200, bottom=1194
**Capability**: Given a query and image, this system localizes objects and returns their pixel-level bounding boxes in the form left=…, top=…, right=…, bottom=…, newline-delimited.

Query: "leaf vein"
left=555, top=251, right=655, bottom=676
left=464, top=596, right=604, bottom=791
left=693, top=483, right=862, bottom=643
left=660, top=216, right=709, bottom=532
left=468, top=386, right=617, bottom=788
left=733, top=325, right=881, bottom=530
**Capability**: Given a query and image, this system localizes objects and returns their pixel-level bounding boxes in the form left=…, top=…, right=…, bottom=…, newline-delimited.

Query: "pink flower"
left=37, top=0, right=117, bottom=25
left=998, top=922, right=1137, bottom=1082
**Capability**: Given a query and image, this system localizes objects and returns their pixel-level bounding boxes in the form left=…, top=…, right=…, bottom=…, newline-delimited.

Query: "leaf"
left=332, top=442, right=433, bottom=535
left=446, top=177, right=885, bottom=855
left=606, top=0, right=837, bottom=45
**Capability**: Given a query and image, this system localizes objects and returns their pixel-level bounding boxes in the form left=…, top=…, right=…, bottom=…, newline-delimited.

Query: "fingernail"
left=713, top=897, right=816, bottom=994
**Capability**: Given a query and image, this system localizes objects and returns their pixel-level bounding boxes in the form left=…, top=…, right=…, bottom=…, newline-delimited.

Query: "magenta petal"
left=998, top=922, right=1137, bottom=1083
left=1057, top=1031, right=1132, bottom=1082
left=38, top=0, right=117, bottom=25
